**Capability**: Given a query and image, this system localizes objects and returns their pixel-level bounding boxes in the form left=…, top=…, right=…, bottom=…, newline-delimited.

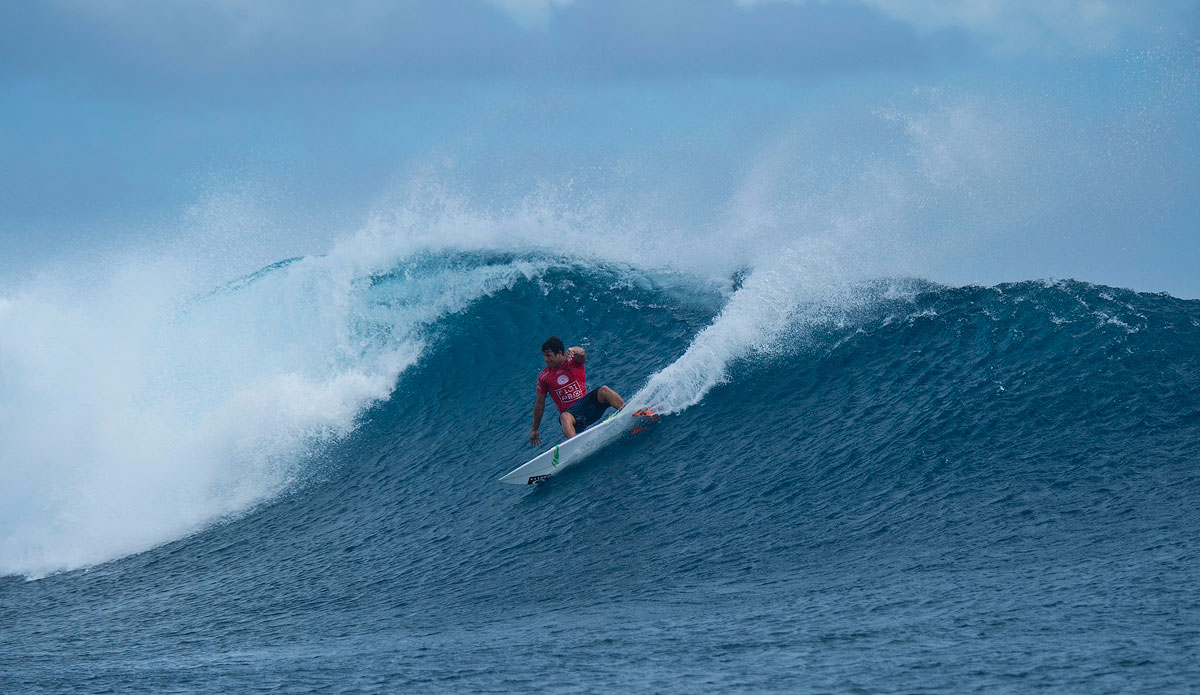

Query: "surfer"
left=529, top=336, right=625, bottom=446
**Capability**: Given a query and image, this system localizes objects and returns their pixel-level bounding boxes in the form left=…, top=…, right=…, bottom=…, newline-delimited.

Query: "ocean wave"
left=1, top=238, right=1196, bottom=580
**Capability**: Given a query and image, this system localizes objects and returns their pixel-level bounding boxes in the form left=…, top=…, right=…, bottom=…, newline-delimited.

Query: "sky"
left=2, top=0, right=1198, bottom=295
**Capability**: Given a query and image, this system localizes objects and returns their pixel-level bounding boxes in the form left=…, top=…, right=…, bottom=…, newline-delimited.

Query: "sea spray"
left=0, top=249, right=551, bottom=577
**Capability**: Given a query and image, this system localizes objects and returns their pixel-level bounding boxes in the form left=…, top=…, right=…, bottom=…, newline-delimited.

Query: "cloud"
left=485, top=0, right=576, bottom=29
left=3, top=0, right=1191, bottom=101
left=740, top=0, right=1198, bottom=55
left=0, top=0, right=969, bottom=96
left=547, top=0, right=970, bottom=78
left=0, top=0, right=526, bottom=85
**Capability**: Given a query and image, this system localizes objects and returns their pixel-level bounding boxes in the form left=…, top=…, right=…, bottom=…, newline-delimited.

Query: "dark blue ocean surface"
left=2, top=258, right=1198, bottom=693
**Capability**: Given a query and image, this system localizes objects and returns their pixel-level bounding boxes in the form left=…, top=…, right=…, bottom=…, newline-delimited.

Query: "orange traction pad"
left=630, top=409, right=661, bottom=434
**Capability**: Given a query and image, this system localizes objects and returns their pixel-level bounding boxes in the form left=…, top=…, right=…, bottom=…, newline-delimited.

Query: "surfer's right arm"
left=530, top=391, right=547, bottom=446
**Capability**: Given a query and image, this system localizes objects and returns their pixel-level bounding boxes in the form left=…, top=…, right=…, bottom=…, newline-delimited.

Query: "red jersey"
left=537, top=355, right=587, bottom=412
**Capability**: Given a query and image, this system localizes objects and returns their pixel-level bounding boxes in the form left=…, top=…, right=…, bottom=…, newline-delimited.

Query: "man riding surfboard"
left=529, top=336, right=625, bottom=446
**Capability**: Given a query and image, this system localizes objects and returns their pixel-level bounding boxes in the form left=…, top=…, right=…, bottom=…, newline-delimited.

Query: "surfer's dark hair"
left=542, top=336, right=565, bottom=354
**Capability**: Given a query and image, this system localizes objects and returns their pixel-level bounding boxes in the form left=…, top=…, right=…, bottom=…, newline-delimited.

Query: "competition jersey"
left=537, top=355, right=587, bottom=412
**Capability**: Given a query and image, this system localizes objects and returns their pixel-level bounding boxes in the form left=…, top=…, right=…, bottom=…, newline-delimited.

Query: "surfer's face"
left=543, top=350, right=566, bottom=368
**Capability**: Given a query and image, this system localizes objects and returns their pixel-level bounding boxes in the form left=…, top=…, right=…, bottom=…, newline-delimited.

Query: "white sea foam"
left=0, top=239, right=548, bottom=578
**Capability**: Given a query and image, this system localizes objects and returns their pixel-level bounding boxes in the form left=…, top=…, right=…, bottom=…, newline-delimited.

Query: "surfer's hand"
left=529, top=429, right=541, bottom=446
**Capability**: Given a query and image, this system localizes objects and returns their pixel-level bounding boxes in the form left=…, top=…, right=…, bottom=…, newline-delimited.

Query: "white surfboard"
left=499, top=408, right=654, bottom=485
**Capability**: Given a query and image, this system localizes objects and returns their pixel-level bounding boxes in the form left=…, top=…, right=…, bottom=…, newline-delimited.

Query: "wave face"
left=2, top=252, right=1199, bottom=692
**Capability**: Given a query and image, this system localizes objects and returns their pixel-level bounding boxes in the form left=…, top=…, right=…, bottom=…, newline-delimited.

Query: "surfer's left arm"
left=568, top=346, right=586, bottom=365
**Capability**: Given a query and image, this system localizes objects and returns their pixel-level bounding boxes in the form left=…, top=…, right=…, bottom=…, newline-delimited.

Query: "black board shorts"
left=565, top=388, right=608, bottom=431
